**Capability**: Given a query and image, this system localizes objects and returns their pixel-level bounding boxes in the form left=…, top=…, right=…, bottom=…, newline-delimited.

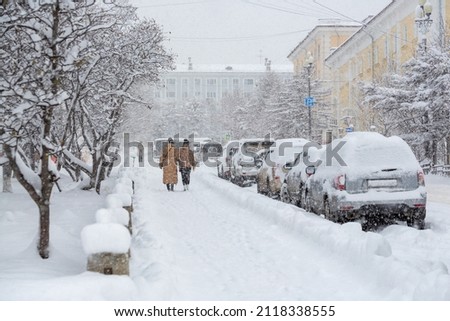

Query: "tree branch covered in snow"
left=0, top=0, right=173, bottom=258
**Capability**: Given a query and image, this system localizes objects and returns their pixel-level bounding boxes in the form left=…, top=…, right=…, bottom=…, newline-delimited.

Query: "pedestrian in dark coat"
left=178, top=139, right=196, bottom=191
left=159, top=137, right=179, bottom=191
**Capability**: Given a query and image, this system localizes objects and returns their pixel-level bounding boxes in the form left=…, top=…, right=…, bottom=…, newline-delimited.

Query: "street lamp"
left=415, top=0, right=433, bottom=49
left=304, top=51, right=314, bottom=140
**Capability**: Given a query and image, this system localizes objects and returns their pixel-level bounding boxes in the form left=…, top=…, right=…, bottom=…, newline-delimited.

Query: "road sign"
left=346, top=127, right=354, bottom=133
left=304, top=96, right=315, bottom=107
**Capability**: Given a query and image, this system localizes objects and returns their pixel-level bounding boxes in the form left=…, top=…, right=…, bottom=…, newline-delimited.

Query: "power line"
left=170, top=28, right=311, bottom=42
left=133, top=0, right=213, bottom=8
left=312, top=0, right=420, bottom=47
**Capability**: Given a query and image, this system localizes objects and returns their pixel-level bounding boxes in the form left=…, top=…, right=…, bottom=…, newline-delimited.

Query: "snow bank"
left=197, top=171, right=450, bottom=300
left=81, top=223, right=131, bottom=255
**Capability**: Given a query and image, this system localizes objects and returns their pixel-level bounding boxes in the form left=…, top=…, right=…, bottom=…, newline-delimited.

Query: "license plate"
left=368, top=179, right=398, bottom=188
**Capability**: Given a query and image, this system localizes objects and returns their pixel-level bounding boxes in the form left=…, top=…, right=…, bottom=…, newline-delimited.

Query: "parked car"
left=201, top=141, right=223, bottom=165
left=303, top=132, right=427, bottom=230
left=230, top=138, right=274, bottom=186
left=256, top=138, right=309, bottom=198
left=279, top=143, right=321, bottom=206
left=217, top=140, right=239, bottom=180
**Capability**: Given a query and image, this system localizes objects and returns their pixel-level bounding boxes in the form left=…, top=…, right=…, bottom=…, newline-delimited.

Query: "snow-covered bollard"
left=106, top=193, right=133, bottom=232
left=114, top=182, right=134, bottom=197
left=81, top=223, right=131, bottom=275
left=117, top=177, right=134, bottom=194
left=99, top=176, right=117, bottom=195
left=95, top=208, right=130, bottom=227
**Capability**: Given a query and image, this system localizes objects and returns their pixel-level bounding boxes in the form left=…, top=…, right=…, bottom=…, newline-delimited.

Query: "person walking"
left=159, top=137, right=179, bottom=191
left=178, top=139, right=196, bottom=191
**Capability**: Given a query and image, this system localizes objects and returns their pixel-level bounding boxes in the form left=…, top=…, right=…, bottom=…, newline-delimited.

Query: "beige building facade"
left=288, top=0, right=449, bottom=140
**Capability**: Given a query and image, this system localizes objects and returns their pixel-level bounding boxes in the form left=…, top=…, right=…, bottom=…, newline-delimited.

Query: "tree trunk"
left=38, top=202, right=50, bottom=259
left=2, top=161, right=13, bottom=193
left=95, top=160, right=109, bottom=194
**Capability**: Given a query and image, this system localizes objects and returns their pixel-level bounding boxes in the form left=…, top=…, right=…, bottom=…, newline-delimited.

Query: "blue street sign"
left=346, top=127, right=354, bottom=133
left=304, top=96, right=315, bottom=107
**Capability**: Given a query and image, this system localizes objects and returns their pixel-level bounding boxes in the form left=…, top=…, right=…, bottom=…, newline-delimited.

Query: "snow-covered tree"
left=362, top=41, right=450, bottom=165
left=0, top=0, right=173, bottom=258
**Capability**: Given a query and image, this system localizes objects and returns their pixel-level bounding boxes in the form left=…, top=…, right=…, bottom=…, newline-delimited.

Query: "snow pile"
left=81, top=223, right=131, bottom=255
left=197, top=170, right=450, bottom=300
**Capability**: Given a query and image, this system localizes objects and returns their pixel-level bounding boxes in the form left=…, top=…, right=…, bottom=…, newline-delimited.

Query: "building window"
left=166, top=78, right=176, bottom=99
left=244, top=79, right=254, bottom=86
left=194, top=78, right=201, bottom=97
left=221, top=78, right=229, bottom=97
left=384, top=37, right=389, bottom=58
left=232, top=79, right=240, bottom=93
left=403, top=25, right=408, bottom=44
left=207, top=78, right=217, bottom=100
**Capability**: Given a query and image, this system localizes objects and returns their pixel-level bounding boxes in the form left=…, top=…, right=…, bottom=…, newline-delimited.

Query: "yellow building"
left=287, top=21, right=360, bottom=143
left=324, top=0, right=449, bottom=137
left=288, top=0, right=449, bottom=140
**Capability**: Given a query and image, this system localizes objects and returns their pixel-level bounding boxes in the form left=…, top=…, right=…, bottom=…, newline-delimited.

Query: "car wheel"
left=304, top=189, right=313, bottom=213
left=407, top=208, right=426, bottom=230
left=295, top=184, right=304, bottom=208
left=323, top=198, right=335, bottom=222
left=263, top=177, right=269, bottom=196
left=256, top=180, right=262, bottom=194
left=280, top=183, right=291, bottom=204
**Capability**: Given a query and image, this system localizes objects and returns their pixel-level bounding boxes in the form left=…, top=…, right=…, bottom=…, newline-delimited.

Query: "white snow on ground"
left=0, top=165, right=450, bottom=300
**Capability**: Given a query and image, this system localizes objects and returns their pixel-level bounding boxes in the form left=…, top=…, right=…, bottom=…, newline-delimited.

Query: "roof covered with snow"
left=172, top=64, right=293, bottom=73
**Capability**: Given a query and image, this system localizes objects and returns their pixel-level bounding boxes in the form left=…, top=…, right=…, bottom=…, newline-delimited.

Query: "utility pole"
left=304, top=52, right=314, bottom=140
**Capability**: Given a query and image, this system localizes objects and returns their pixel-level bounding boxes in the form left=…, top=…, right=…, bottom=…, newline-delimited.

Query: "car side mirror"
left=305, top=166, right=316, bottom=175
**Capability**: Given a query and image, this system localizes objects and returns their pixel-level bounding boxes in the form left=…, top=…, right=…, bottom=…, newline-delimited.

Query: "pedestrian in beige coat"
left=159, top=137, right=179, bottom=191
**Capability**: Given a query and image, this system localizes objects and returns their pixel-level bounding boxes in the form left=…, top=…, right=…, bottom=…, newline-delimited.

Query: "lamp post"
left=304, top=52, right=314, bottom=140
left=415, top=0, right=433, bottom=50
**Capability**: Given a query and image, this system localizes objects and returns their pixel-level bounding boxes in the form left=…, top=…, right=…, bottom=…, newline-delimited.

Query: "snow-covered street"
left=131, top=166, right=450, bottom=300
left=2, top=165, right=449, bottom=300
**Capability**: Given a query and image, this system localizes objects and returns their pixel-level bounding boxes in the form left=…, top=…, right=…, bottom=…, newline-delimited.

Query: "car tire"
left=323, top=198, right=335, bottom=222
left=256, top=180, right=263, bottom=194
left=304, top=189, right=313, bottom=213
left=295, top=184, right=304, bottom=208
left=407, top=208, right=426, bottom=230
left=280, top=183, right=291, bottom=204
left=266, top=177, right=273, bottom=198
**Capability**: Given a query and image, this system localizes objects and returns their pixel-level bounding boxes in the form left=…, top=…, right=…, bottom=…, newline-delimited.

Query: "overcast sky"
left=130, top=0, right=392, bottom=66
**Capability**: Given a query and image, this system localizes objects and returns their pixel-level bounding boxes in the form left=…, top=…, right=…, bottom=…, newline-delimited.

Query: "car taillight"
left=418, top=170, right=425, bottom=186
left=334, top=174, right=346, bottom=191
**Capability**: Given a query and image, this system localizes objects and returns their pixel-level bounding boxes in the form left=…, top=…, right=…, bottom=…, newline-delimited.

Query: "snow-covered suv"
left=230, top=138, right=274, bottom=186
left=304, top=132, right=427, bottom=230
